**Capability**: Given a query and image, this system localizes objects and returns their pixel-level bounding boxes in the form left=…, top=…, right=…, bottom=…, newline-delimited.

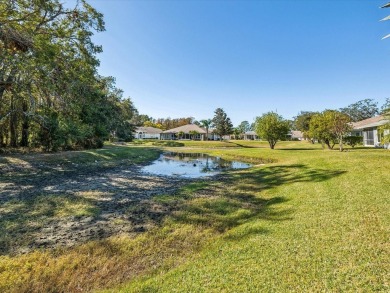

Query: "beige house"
left=161, top=124, right=207, bottom=140
left=289, top=130, right=304, bottom=141
left=351, top=115, right=389, bottom=148
left=243, top=131, right=258, bottom=140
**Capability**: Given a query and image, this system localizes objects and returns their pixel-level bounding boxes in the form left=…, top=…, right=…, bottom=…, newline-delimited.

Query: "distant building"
left=161, top=124, right=207, bottom=140
left=134, top=127, right=162, bottom=139
left=243, top=131, right=258, bottom=140
left=289, top=130, right=304, bottom=141
left=351, top=115, right=389, bottom=148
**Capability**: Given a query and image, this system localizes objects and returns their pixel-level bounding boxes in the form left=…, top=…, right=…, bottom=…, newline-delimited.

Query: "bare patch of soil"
left=0, top=157, right=211, bottom=255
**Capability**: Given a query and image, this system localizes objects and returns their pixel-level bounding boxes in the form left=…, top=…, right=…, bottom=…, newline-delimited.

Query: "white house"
left=351, top=115, right=389, bottom=148
left=134, top=127, right=162, bottom=139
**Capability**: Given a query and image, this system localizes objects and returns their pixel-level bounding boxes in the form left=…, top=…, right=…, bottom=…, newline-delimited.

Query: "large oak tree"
left=0, top=0, right=136, bottom=150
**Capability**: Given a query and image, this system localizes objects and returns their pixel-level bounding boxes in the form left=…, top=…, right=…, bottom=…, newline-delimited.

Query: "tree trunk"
left=20, top=100, right=29, bottom=147
left=0, top=127, right=4, bottom=147
left=324, top=139, right=332, bottom=149
left=9, top=96, right=18, bottom=147
left=339, top=136, right=344, bottom=152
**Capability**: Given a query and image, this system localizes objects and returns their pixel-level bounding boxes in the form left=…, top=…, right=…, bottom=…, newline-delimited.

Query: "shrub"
left=344, top=136, right=363, bottom=148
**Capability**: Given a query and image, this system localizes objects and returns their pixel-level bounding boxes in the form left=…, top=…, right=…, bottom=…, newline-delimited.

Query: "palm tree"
left=200, top=119, right=213, bottom=141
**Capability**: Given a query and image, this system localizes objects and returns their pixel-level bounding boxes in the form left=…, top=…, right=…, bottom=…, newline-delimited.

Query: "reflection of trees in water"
left=166, top=152, right=207, bottom=160
left=163, top=152, right=237, bottom=172
left=199, top=157, right=233, bottom=172
left=210, top=157, right=233, bottom=169
left=201, top=157, right=211, bottom=172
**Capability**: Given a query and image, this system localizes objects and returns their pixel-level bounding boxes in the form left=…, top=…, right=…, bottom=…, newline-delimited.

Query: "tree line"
left=140, top=117, right=195, bottom=131
left=0, top=0, right=138, bottom=151
left=185, top=99, right=390, bottom=151
left=293, top=99, right=390, bottom=150
left=256, top=99, right=390, bottom=151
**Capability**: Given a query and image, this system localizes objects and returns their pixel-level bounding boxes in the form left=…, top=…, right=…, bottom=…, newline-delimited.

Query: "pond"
left=141, top=152, right=251, bottom=178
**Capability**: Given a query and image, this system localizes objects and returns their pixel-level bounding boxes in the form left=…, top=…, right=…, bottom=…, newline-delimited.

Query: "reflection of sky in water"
left=141, top=153, right=251, bottom=178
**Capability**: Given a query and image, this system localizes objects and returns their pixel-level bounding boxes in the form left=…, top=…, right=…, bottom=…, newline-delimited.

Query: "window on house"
left=364, top=129, right=374, bottom=145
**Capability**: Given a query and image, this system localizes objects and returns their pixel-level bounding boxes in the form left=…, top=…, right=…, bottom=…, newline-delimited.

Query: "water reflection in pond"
left=141, top=152, right=251, bottom=178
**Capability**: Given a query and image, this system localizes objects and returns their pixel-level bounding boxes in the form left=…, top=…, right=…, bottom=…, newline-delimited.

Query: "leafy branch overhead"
left=381, top=2, right=390, bottom=39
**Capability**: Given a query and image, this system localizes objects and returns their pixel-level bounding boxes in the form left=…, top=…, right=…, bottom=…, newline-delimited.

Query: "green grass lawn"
left=0, top=141, right=389, bottom=292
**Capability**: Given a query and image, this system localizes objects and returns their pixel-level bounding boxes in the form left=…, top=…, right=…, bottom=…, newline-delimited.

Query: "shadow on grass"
left=226, top=141, right=259, bottom=148
left=277, top=148, right=320, bottom=151
left=165, top=164, right=346, bottom=240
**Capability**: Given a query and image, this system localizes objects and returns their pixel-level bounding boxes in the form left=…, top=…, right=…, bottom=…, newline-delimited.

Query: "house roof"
left=351, top=115, right=389, bottom=130
left=162, top=124, right=206, bottom=134
left=244, top=131, right=257, bottom=135
left=134, top=127, right=163, bottom=134
left=290, top=130, right=303, bottom=138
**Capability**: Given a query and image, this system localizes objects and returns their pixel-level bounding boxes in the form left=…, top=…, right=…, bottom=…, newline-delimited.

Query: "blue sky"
left=83, top=0, right=390, bottom=125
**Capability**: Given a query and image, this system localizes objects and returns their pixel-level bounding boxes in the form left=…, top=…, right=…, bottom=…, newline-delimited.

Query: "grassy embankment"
left=0, top=141, right=389, bottom=292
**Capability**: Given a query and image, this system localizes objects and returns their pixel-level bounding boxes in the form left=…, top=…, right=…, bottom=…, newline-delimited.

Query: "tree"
left=232, top=127, right=241, bottom=140
left=380, top=98, right=390, bottom=115
left=294, top=111, right=318, bottom=142
left=212, top=108, right=233, bottom=141
left=308, top=111, right=336, bottom=149
left=237, top=121, right=250, bottom=139
left=200, top=119, right=213, bottom=141
left=151, top=117, right=194, bottom=130
left=308, top=110, right=351, bottom=151
left=189, top=130, right=199, bottom=140
left=131, top=114, right=152, bottom=126
left=143, top=121, right=164, bottom=129
left=176, top=131, right=185, bottom=140
left=339, top=99, right=379, bottom=122
left=0, top=0, right=123, bottom=150
left=255, top=112, right=290, bottom=149
left=379, top=98, right=390, bottom=146
left=329, top=111, right=352, bottom=151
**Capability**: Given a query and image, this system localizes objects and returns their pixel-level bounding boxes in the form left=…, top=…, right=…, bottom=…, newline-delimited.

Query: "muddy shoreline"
left=0, top=157, right=220, bottom=255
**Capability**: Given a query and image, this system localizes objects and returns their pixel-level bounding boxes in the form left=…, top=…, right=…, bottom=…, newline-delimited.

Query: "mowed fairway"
left=0, top=141, right=389, bottom=292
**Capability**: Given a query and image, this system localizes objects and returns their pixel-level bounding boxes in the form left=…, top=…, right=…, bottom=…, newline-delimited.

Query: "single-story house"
left=244, top=131, right=258, bottom=140
left=161, top=124, right=207, bottom=140
left=289, top=130, right=304, bottom=141
left=351, top=115, right=389, bottom=148
left=134, top=126, right=162, bottom=139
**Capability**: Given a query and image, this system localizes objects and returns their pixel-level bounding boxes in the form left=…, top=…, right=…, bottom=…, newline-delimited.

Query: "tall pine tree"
left=212, top=108, right=233, bottom=141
